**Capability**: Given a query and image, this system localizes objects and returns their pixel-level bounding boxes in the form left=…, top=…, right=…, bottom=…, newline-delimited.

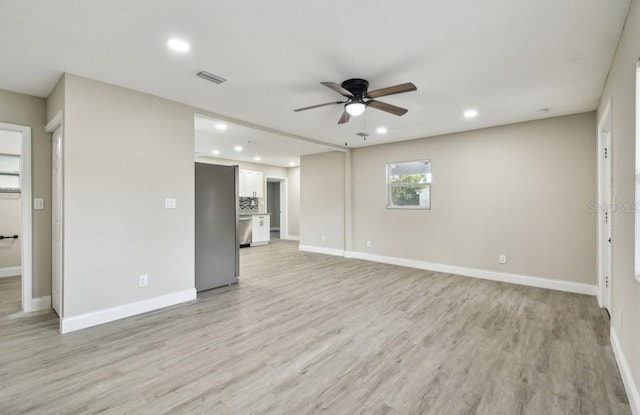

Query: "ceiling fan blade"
left=294, top=101, right=344, bottom=112
left=367, top=100, right=409, bottom=116
left=338, top=109, right=351, bottom=124
left=366, top=82, right=417, bottom=99
left=321, top=82, right=354, bottom=98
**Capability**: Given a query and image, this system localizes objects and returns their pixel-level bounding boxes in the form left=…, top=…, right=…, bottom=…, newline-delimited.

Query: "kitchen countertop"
left=239, top=212, right=271, bottom=216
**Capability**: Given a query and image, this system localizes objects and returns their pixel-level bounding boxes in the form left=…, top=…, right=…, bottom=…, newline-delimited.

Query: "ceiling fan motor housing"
left=342, top=78, right=369, bottom=98
left=342, top=78, right=369, bottom=106
left=341, top=78, right=369, bottom=98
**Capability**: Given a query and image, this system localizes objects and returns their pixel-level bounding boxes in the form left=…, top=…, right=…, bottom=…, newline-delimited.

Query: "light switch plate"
left=164, top=198, right=176, bottom=209
left=34, top=198, right=45, bottom=210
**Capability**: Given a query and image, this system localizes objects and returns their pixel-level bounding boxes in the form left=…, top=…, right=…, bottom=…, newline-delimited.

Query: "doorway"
left=266, top=177, right=287, bottom=240
left=0, top=129, right=23, bottom=314
left=0, top=123, right=33, bottom=313
left=597, top=99, right=613, bottom=311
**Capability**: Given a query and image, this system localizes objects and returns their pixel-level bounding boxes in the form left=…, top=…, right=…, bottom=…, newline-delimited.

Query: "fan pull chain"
left=363, top=111, right=367, bottom=141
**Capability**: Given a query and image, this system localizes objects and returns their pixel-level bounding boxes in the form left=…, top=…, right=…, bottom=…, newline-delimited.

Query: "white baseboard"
left=612, top=328, right=640, bottom=415
left=0, top=266, right=21, bottom=278
left=31, top=295, right=51, bottom=311
left=60, top=289, right=196, bottom=334
left=299, top=244, right=345, bottom=257
left=285, top=235, right=300, bottom=241
left=347, top=251, right=596, bottom=295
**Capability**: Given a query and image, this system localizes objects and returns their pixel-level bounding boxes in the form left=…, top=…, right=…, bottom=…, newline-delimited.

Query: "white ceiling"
left=0, top=0, right=631, bottom=152
left=194, top=115, right=332, bottom=167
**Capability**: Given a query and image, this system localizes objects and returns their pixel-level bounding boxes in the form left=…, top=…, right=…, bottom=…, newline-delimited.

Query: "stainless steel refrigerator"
left=195, top=163, right=239, bottom=292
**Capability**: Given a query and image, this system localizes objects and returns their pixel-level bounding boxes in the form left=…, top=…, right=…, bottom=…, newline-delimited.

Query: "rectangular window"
left=0, top=154, right=20, bottom=192
left=386, top=160, right=431, bottom=209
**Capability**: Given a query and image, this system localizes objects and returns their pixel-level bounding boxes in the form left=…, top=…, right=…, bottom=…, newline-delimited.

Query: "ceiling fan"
left=294, top=78, right=417, bottom=124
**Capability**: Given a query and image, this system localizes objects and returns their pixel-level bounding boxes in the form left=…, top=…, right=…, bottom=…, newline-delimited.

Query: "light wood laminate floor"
left=0, top=274, right=21, bottom=316
left=0, top=240, right=630, bottom=414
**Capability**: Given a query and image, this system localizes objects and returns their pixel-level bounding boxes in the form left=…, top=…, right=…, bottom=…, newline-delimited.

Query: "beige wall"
left=301, top=115, right=597, bottom=283
left=62, top=74, right=196, bottom=316
left=47, top=75, right=65, bottom=123
left=0, top=89, right=51, bottom=296
left=300, top=151, right=345, bottom=250
left=351, top=113, right=597, bottom=284
left=287, top=167, right=300, bottom=237
left=597, top=0, right=640, bottom=404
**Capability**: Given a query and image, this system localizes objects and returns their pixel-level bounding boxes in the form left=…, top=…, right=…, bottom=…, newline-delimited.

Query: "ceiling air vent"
left=196, top=70, right=226, bottom=85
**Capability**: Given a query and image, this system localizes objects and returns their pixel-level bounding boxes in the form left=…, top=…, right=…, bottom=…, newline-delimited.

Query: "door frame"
left=265, top=176, right=288, bottom=239
left=597, top=98, right=613, bottom=310
left=0, top=122, right=33, bottom=312
left=46, top=112, right=63, bottom=319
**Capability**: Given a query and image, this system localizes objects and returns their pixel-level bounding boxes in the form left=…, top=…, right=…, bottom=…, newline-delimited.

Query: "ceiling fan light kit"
left=345, top=101, right=366, bottom=116
left=294, top=78, right=417, bottom=124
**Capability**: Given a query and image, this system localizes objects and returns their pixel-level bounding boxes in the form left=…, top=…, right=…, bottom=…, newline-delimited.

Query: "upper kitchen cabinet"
left=239, top=169, right=263, bottom=198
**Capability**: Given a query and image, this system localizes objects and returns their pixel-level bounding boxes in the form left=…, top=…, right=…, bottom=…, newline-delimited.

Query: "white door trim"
left=0, top=122, right=33, bottom=312
left=597, top=98, right=613, bottom=310
left=46, top=112, right=63, bottom=321
left=265, top=176, right=288, bottom=239
left=45, top=111, right=62, bottom=134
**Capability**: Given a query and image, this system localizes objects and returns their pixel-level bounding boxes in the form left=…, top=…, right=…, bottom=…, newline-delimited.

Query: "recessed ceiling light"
left=167, top=38, right=190, bottom=52
left=464, top=109, right=478, bottom=119
left=215, top=123, right=227, bottom=131
left=234, top=146, right=243, bottom=152
left=212, top=150, right=220, bottom=155
left=376, top=127, right=387, bottom=134
left=289, top=161, right=296, bottom=167
left=254, top=156, right=261, bottom=161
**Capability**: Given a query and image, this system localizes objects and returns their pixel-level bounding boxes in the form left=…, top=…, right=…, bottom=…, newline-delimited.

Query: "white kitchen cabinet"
left=251, top=214, right=270, bottom=246
left=239, top=170, right=249, bottom=197
left=239, top=169, right=263, bottom=198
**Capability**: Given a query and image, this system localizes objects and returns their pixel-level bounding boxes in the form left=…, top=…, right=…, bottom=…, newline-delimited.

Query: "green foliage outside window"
left=390, top=174, right=427, bottom=206
left=386, top=160, right=431, bottom=209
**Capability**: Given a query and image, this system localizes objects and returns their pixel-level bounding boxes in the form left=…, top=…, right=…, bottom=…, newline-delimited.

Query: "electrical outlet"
left=499, top=254, right=507, bottom=264
left=321, top=235, right=326, bottom=242
left=366, top=240, right=372, bottom=248
left=139, top=274, right=148, bottom=287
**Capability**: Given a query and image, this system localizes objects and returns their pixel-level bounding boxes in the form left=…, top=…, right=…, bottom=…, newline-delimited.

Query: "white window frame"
left=386, top=159, right=432, bottom=210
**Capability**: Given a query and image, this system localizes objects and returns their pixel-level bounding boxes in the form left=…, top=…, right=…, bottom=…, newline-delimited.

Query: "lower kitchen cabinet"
left=251, top=215, right=270, bottom=246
